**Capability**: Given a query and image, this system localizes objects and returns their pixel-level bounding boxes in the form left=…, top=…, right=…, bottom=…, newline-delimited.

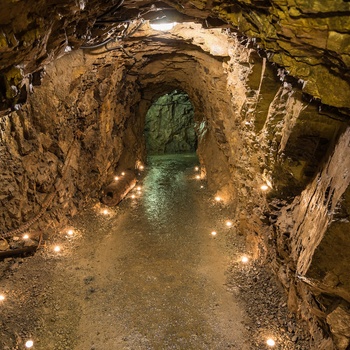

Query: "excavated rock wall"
left=0, top=50, right=143, bottom=234
left=144, top=91, right=196, bottom=154
left=0, top=3, right=350, bottom=349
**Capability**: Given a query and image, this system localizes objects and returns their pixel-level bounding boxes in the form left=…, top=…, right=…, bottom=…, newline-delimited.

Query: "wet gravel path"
left=0, top=154, right=311, bottom=349
left=73, top=154, right=250, bottom=349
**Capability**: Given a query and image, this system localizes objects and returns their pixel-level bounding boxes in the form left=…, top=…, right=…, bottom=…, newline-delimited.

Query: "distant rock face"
left=144, top=91, right=196, bottom=154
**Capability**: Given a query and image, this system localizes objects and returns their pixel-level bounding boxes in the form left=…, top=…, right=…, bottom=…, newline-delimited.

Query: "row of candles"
left=0, top=163, right=276, bottom=348
left=0, top=164, right=147, bottom=348
left=193, top=165, right=276, bottom=348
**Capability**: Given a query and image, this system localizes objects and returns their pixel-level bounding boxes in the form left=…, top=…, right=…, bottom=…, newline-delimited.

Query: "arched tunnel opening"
left=144, top=90, right=197, bottom=155
left=1, top=2, right=350, bottom=349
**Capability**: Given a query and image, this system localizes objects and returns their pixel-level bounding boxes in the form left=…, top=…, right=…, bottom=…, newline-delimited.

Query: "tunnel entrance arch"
left=144, top=90, right=197, bottom=155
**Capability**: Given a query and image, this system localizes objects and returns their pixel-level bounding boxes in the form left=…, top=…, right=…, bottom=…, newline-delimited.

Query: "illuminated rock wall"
left=0, top=2, right=350, bottom=347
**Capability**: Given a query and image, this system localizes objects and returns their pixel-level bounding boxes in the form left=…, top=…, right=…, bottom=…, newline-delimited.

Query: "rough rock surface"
left=145, top=91, right=196, bottom=154
left=0, top=2, right=350, bottom=349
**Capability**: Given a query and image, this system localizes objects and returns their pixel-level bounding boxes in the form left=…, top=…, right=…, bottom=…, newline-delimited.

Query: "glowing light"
left=260, top=184, right=269, bottom=191
left=211, top=231, right=217, bottom=236
left=139, top=165, right=144, bottom=170
left=115, top=176, right=119, bottom=181
left=67, top=229, right=74, bottom=236
left=54, top=246, right=61, bottom=252
left=241, top=256, right=249, bottom=263
left=266, top=338, right=276, bottom=347
left=194, top=166, right=199, bottom=171
left=195, top=175, right=201, bottom=180
left=150, top=22, right=176, bottom=31
left=200, top=185, right=204, bottom=189
left=102, top=209, right=109, bottom=215
left=0, top=294, right=5, bottom=301
left=215, top=196, right=221, bottom=202
left=137, top=186, right=142, bottom=191
left=23, top=234, right=29, bottom=240
left=25, top=340, right=34, bottom=348
left=226, top=221, right=233, bottom=227
left=131, top=194, right=136, bottom=199
left=121, top=172, right=125, bottom=176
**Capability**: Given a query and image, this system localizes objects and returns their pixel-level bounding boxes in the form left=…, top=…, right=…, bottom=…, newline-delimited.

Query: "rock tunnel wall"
left=144, top=91, right=196, bottom=154
left=0, top=20, right=350, bottom=350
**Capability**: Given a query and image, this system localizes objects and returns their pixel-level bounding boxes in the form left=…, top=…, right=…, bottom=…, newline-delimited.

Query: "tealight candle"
left=266, top=338, right=275, bottom=347
left=260, top=184, right=269, bottom=191
left=25, top=340, right=34, bottom=348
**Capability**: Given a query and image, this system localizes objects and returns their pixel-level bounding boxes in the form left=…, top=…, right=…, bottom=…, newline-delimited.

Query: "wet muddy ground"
left=0, top=154, right=310, bottom=349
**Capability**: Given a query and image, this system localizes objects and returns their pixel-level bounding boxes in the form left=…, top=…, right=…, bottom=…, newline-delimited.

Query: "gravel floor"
left=0, top=154, right=310, bottom=349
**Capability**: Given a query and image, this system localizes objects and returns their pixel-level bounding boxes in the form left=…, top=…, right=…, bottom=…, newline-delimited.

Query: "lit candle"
left=23, top=234, right=29, bottom=240
left=54, top=246, right=61, bottom=252
left=260, top=184, right=269, bottom=191
left=196, top=175, right=200, bottom=180
left=215, top=196, right=221, bottom=202
left=137, top=186, right=142, bottom=191
left=121, top=172, right=125, bottom=176
left=241, top=256, right=249, bottom=263
left=25, top=340, right=34, bottom=348
left=211, top=231, right=217, bottom=236
left=67, top=229, right=74, bottom=236
left=102, top=209, right=109, bottom=215
left=115, top=176, right=119, bottom=181
left=131, top=194, right=135, bottom=199
left=0, top=294, right=5, bottom=301
left=194, top=166, right=199, bottom=171
left=226, top=221, right=232, bottom=227
left=266, top=338, right=275, bottom=347
left=139, top=165, right=144, bottom=170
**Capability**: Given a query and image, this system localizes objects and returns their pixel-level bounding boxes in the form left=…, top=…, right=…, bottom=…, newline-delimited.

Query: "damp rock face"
left=144, top=91, right=196, bottom=154
left=0, top=3, right=350, bottom=350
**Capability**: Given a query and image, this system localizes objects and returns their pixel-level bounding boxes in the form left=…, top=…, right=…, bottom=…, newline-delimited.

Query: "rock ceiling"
left=1, top=0, right=350, bottom=111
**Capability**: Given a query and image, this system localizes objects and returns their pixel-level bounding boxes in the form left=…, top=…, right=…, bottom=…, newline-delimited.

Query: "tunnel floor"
left=0, top=154, right=310, bottom=349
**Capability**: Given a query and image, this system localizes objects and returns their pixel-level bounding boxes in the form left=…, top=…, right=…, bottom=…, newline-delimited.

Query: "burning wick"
left=215, top=196, right=221, bottom=202
left=102, top=209, right=109, bottom=215
left=131, top=194, right=136, bottom=199
left=23, top=234, right=29, bottom=240
left=200, top=185, right=204, bottom=189
left=241, top=256, right=249, bottom=263
left=0, top=294, right=5, bottom=301
left=137, top=186, right=141, bottom=191
left=195, top=175, right=201, bottom=180
left=54, top=246, right=61, bottom=253
left=266, top=338, right=276, bottom=347
left=115, top=176, right=119, bottom=181
left=226, top=221, right=232, bottom=227
left=211, top=231, right=217, bottom=236
left=25, top=340, right=34, bottom=348
left=139, top=165, right=144, bottom=170
left=260, top=184, right=269, bottom=191
left=67, top=229, right=74, bottom=236
left=194, top=166, right=199, bottom=171
left=121, top=172, right=125, bottom=176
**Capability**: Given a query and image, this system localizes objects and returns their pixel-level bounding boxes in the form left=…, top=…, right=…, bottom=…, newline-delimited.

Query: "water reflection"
left=143, top=154, right=198, bottom=228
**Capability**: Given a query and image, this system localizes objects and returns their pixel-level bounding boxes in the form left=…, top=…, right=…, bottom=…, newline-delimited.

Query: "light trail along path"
left=1, top=154, right=252, bottom=350
left=73, top=154, right=250, bottom=349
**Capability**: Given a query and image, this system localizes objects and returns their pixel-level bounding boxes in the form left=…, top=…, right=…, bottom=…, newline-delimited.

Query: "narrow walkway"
left=1, top=154, right=252, bottom=350
left=72, top=154, right=250, bottom=349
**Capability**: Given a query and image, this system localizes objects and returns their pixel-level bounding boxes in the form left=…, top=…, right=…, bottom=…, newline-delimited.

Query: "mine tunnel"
left=1, top=1, right=350, bottom=349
